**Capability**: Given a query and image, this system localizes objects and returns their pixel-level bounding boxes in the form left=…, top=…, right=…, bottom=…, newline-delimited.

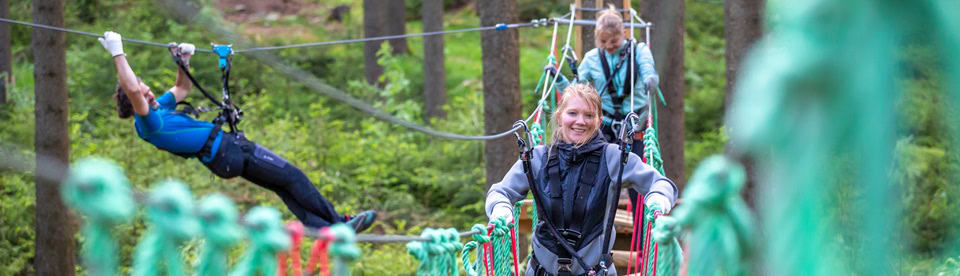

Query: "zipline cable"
left=0, top=14, right=561, bottom=140
left=234, top=22, right=538, bottom=52
left=0, top=17, right=215, bottom=53
left=0, top=17, right=540, bottom=53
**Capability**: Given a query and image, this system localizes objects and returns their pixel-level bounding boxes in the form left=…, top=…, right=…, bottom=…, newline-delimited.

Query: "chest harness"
left=597, top=40, right=643, bottom=133
left=513, top=119, right=635, bottom=276
left=166, top=43, right=245, bottom=159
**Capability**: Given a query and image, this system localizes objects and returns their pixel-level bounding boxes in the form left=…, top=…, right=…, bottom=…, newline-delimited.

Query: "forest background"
left=0, top=0, right=957, bottom=274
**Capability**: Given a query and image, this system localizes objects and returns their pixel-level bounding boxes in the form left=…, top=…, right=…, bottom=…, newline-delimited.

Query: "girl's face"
left=559, top=95, right=599, bottom=144
left=596, top=30, right=625, bottom=55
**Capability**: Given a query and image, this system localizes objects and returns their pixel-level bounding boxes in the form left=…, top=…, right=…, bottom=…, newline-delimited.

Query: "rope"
left=132, top=181, right=199, bottom=276
left=235, top=22, right=539, bottom=52
left=654, top=156, right=753, bottom=276
left=0, top=17, right=215, bottom=52
left=197, top=194, right=244, bottom=276
left=487, top=216, right=517, bottom=276
left=230, top=206, right=289, bottom=276
left=306, top=227, right=336, bottom=276
left=407, top=228, right=463, bottom=276
left=0, top=16, right=542, bottom=53
left=276, top=221, right=305, bottom=276
left=61, top=158, right=135, bottom=276
left=461, top=224, right=492, bottom=276
left=328, top=224, right=361, bottom=276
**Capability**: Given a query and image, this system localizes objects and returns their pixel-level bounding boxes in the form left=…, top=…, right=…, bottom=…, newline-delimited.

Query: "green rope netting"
left=61, top=158, right=135, bottom=276
left=461, top=224, right=492, bottom=276
left=230, top=206, right=290, bottom=276
left=407, top=228, right=462, bottom=275
left=196, top=194, right=243, bottom=276
left=489, top=216, right=518, bottom=276
left=328, top=223, right=361, bottom=276
left=654, top=155, right=752, bottom=275
left=133, top=180, right=200, bottom=276
left=726, top=0, right=960, bottom=274
left=640, top=203, right=683, bottom=276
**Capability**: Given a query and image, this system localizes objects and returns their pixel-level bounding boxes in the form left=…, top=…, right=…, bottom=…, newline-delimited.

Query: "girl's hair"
left=595, top=5, right=624, bottom=38
left=114, top=83, right=134, bottom=118
left=550, top=83, right=603, bottom=147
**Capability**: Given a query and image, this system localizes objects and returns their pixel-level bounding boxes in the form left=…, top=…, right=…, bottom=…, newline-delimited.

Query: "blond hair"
left=550, top=83, right=603, bottom=147
left=595, top=4, right=625, bottom=42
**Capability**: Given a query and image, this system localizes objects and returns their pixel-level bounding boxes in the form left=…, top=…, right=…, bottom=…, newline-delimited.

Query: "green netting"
left=407, top=228, right=462, bottom=275
left=230, top=206, right=290, bottom=276
left=328, top=223, right=361, bottom=276
left=654, top=155, right=752, bottom=275
left=132, top=180, right=200, bottom=276
left=61, top=158, right=135, bottom=276
left=726, top=0, right=960, bottom=274
left=197, top=194, right=243, bottom=276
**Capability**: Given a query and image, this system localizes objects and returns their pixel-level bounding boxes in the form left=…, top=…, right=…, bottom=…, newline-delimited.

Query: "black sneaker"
left=345, top=210, right=377, bottom=233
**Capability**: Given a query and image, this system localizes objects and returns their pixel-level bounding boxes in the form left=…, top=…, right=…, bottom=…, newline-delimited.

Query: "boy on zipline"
left=100, top=31, right=376, bottom=232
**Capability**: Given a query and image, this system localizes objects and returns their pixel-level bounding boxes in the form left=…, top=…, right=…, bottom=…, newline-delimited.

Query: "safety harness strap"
left=521, top=149, right=592, bottom=273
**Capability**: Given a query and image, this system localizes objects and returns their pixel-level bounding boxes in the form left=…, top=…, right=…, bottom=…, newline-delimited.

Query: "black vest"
left=534, top=144, right=611, bottom=256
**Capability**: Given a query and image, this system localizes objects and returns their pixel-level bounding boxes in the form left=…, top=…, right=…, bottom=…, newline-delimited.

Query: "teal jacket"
left=554, top=40, right=659, bottom=126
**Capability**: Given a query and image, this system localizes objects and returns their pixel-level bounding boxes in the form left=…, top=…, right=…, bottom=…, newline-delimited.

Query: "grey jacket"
left=485, top=143, right=676, bottom=275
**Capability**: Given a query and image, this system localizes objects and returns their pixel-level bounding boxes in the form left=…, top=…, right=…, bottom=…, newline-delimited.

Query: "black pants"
left=601, top=124, right=645, bottom=231
left=203, top=132, right=345, bottom=228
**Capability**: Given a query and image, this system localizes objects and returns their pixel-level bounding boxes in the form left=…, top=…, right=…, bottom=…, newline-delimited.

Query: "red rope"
left=510, top=227, right=521, bottom=275
left=484, top=224, right=495, bottom=276
left=627, top=194, right=644, bottom=275
left=306, top=227, right=334, bottom=276
left=277, top=221, right=306, bottom=276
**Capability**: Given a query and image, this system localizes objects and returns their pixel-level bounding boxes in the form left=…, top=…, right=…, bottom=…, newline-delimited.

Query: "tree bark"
left=477, top=0, right=521, bottom=190
left=0, top=0, right=10, bottom=105
left=32, top=0, right=75, bottom=274
left=724, top=0, right=763, bottom=208
left=384, top=0, right=408, bottom=55
left=579, top=0, right=597, bottom=56
left=363, top=0, right=385, bottom=86
left=641, top=0, right=686, bottom=190
left=422, top=0, right=446, bottom=120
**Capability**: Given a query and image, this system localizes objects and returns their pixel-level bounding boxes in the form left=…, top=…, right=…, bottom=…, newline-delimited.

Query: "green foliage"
left=683, top=0, right=727, bottom=177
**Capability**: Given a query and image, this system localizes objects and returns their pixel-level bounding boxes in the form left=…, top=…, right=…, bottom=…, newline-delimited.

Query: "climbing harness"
left=513, top=120, right=593, bottom=274
left=165, top=43, right=245, bottom=160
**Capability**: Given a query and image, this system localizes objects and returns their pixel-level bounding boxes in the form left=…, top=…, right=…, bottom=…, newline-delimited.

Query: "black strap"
left=597, top=42, right=638, bottom=122
left=520, top=149, right=593, bottom=273
left=599, top=141, right=630, bottom=268
left=168, top=48, right=224, bottom=110
left=166, top=124, right=221, bottom=159
left=546, top=153, right=564, bottom=229
left=569, top=150, right=602, bottom=240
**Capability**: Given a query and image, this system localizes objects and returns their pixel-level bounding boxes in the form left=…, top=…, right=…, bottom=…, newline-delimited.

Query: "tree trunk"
left=384, top=0, right=408, bottom=55
left=0, top=0, right=10, bottom=106
left=477, top=0, right=521, bottom=190
left=32, top=0, right=75, bottom=274
left=578, top=0, right=597, bottom=57
left=422, top=0, right=446, bottom=120
left=724, top=0, right=764, bottom=208
left=363, top=0, right=385, bottom=86
left=641, top=0, right=686, bottom=190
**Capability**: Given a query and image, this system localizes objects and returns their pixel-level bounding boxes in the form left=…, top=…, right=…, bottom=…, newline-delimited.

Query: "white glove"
left=178, top=43, right=195, bottom=64
left=178, top=43, right=195, bottom=55
left=98, top=31, right=124, bottom=57
left=645, top=193, right=672, bottom=214
left=490, top=203, right=514, bottom=223
left=644, top=76, right=658, bottom=94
